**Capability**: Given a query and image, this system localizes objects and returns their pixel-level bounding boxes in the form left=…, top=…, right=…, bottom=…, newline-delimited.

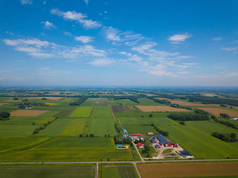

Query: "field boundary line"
left=95, top=162, right=98, bottom=178
left=0, top=159, right=238, bottom=165
left=133, top=162, right=141, bottom=178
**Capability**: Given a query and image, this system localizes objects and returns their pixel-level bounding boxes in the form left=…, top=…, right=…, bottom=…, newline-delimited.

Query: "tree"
left=0, top=112, right=10, bottom=120
left=149, top=114, right=153, bottom=118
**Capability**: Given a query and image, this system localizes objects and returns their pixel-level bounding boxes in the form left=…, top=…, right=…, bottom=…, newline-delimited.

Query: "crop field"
left=60, top=118, right=87, bottom=136
left=197, top=107, right=238, bottom=117
left=88, top=106, right=117, bottom=136
left=136, top=105, right=189, bottom=112
left=152, top=117, right=238, bottom=158
left=0, top=165, right=95, bottom=178
left=138, top=162, right=238, bottom=178
left=1, top=89, right=238, bottom=166
left=116, top=111, right=238, bottom=159
left=11, top=110, right=47, bottom=117
left=70, top=106, right=92, bottom=117
left=100, top=164, right=138, bottom=178
left=0, top=137, right=132, bottom=161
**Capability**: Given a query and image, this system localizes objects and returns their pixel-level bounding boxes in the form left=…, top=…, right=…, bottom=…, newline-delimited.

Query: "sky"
left=0, top=0, right=237, bottom=87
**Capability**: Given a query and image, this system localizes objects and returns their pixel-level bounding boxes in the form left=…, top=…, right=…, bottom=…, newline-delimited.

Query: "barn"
left=156, top=135, right=178, bottom=147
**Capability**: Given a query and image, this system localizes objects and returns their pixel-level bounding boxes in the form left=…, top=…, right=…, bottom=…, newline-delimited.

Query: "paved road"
left=133, top=162, right=142, bottom=178
left=0, top=159, right=238, bottom=165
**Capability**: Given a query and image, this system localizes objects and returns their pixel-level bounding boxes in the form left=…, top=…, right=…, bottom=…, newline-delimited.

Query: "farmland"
left=100, top=164, right=138, bottom=178
left=0, top=88, right=238, bottom=177
left=138, top=162, right=238, bottom=178
left=197, top=107, right=238, bottom=117
left=136, top=105, right=189, bottom=112
left=70, top=106, right=92, bottom=117
left=11, top=110, right=47, bottom=116
left=0, top=165, right=95, bottom=178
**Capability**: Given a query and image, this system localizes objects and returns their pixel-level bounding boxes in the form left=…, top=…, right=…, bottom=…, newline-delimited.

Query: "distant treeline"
left=110, top=96, right=139, bottom=104
left=151, top=123, right=169, bottom=136
left=187, top=96, right=238, bottom=106
left=69, top=96, right=88, bottom=106
left=0, top=112, right=10, bottom=120
left=168, top=111, right=209, bottom=121
left=149, top=93, right=238, bottom=106
left=212, top=132, right=237, bottom=142
left=211, top=116, right=238, bottom=130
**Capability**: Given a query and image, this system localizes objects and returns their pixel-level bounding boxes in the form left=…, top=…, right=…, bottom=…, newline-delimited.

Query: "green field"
left=88, top=106, right=117, bottom=136
left=70, top=106, right=92, bottom=117
left=100, top=164, right=138, bottom=178
left=0, top=165, right=95, bottom=178
left=1, top=94, right=238, bottom=162
left=116, top=112, right=238, bottom=159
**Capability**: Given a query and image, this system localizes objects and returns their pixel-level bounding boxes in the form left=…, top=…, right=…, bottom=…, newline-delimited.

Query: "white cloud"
left=90, top=58, right=113, bottom=66
left=213, top=37, right=222, bottom=41
left=51, top=9, right=101, bottom=29
left=3, top=38, right=105, bottom=59
left=42, top=21, right=55, bottom=29
left=105, top=27, right=120, bottom=41
left=104, top=27, right=144, bottom=46
left=168, top=33, right=191, bottom=44
left=3, top=39, right=50, bottom=47
left=20, top=0, right=32, bottom=5
left=74, top=36, right=93, bottom=43
left=128, top=55, right=143, bottom=62
left=222, top=47, right=238, bottom=54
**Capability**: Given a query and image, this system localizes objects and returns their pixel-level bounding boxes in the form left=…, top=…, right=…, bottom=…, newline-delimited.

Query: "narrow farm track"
left=1, top=158, right=238, bottom=165
left=133, top=162, right=142, bottom=178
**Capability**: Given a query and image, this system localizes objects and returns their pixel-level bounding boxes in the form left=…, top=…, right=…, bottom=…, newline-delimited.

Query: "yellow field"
left=11, top=110, right=47, bottom=117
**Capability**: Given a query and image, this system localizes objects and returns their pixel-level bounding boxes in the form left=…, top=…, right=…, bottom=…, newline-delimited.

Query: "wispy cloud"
left=105, top=27, right=120, bottom=41
left=3, top=38, right=106, bottom=59
left=104, top=27, right=144, bottom=46
left=90, top=58, right=113, bottom=66
left=213, top=37, right=222, bottom=41
left=20, top=0, right=32, bottom=5
left=222, top=46, right=238, bottom=54
left=75, top=36, right=93, bottom=43
left=51, top=9, right=101, bottom=29
left=168, top=33, right=191, bottom=44
left=42, top=21, right=55, bottom=29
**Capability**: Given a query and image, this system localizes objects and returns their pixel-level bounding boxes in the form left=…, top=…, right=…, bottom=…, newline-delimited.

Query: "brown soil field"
left=198, top=107, right=238, bottom=117
left=136, top=105, right=189, bottom=112
left=138, top=162, right=238, bottom=178
left=155, top=97, right=170, bottom=101
left=201, top=93, right=218, bottom=97
left=146, top=94, right=156, bottom=97
left=11, top=110, right=47, bottom=117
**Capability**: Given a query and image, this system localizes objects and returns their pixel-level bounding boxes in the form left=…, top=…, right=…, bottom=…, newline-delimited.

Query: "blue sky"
left=0, top=0, right=237, bottom=86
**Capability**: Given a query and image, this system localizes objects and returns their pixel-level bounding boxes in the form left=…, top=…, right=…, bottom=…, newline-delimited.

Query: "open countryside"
left=0, top=0, right=238, bottom=177
left=0, top=88, right=238, bottom=177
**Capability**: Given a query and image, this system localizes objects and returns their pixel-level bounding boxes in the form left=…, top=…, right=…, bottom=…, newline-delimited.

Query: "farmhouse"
left=156, top=135, right=178, bottom=148
left=137, top=142, right=144, bottom=149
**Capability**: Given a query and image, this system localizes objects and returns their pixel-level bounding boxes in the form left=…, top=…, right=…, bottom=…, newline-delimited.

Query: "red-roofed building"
left=137, top=142, right=144, bottom=149
left=128, top=133, right=142, bottom=137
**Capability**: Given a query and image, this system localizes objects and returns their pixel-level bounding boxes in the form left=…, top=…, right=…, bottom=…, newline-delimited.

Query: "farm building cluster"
left=116, top=128, right=194, bottom=159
